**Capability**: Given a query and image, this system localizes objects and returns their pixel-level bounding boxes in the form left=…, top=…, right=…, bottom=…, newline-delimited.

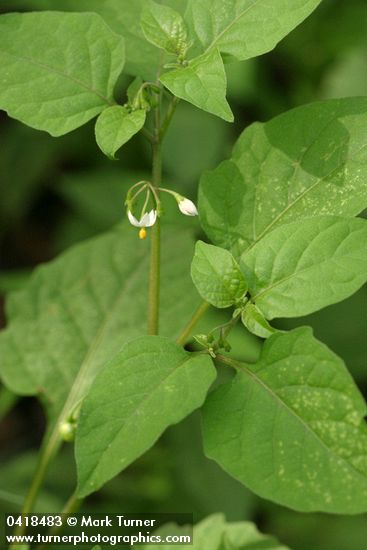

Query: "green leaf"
left=0, top=12, right=125, bottom=136
left=186, top=0, right=322, bottom=60
left=160, top=48, right=233, bottom=122
left=95, top=106, right=146, bottom=159
left=241, top=216, right=367, bottom=320
left=199, top=98, right=367, bottom=255
left=241, top=303, right=277, bottom=339
left=13, top=0, right=186, bottom=80
left=76, top=337, right=215, bottom=496
left=203, top=327, right=367, bottom=513
left=141, top=514, right=289, bottom=549
left=191, top=241, right=247, bottom=308
left=141, top=0, right=188, bottom=57
left=0, top=227, right=202, bottom=440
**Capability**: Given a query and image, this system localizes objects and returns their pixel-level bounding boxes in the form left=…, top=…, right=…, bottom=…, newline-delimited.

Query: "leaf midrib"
left=204, top=0, right=262, bottom=54
left=245, top=138, right=367, bottom=253
left=82, top=353, right=203, bottom=487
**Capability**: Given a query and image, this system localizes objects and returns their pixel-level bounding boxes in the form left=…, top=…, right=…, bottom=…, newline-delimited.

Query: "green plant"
left=1, top=0, right=367, bottom=547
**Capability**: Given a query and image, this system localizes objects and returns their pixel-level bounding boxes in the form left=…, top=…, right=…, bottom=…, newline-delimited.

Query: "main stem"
left=147, top=103, right=162, bottom=335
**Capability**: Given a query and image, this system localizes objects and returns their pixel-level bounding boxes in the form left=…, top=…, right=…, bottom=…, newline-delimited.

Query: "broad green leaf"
left=141, top=514, right=289, bottom=549
left=0, top=226, right=202, bottom=441
left=191, top=241, right=247, bottom=308
left=241, top=303, right=277, bottom=339
left=199, top=98, right=367, bottom=255
left=95, top=106, right=146, bottom=159
left=0, top=12, right=125, bottom=136
left=12, top=0, right=186, bottom=80
left=185, top=0, right=322, bottom=60
left=241, top=216, right=367, bottom=320
left=160, top=48, right=233, bottom=122
left=141, top=0, right=188, bottom=57
left=203, top=327, right=367, bottom=513
left=76, top=337, right=215, bottom=496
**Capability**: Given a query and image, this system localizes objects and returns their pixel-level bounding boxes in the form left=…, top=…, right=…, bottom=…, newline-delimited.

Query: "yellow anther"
left=139, top=228, right=147, bottom=239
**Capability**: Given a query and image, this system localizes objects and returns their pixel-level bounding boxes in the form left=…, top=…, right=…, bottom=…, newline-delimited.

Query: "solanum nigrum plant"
left=1, top=0, right=367, bottom=547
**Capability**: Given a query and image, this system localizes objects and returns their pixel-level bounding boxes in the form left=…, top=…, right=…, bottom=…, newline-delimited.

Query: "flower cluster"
left=125, top=182, right=198, bottom=239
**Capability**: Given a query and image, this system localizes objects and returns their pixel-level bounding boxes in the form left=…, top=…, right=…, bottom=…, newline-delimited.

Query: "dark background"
left=1, top=1, right=367, bottom=548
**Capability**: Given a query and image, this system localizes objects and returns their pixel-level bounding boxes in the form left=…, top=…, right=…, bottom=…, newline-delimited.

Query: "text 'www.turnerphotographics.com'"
left=4, top=513, right=194, bottom=546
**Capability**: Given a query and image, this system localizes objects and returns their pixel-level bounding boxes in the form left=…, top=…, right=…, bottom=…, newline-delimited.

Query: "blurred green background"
left=1, top=0, right=367, bottom=548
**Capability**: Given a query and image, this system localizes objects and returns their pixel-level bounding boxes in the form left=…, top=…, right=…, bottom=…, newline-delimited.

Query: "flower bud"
left=177, top=197, right=198, bottom=216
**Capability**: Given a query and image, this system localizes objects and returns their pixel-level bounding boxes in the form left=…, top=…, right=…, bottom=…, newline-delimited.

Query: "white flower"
left=178, top=197, right=198, bottom=216
left=127, top=209, right=157, bottom=227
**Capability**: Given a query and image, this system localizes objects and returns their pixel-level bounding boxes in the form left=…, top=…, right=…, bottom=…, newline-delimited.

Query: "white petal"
left=145, top=209, right=157, bottom=226
left=178, top=198, right=198, bottom=216
left=127, top=210, right=142, bottom=227
left=139, top=212, right=151, bottom=226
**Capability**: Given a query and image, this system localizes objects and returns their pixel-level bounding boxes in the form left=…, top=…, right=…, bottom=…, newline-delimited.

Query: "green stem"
left=9, top=430, right=62, bottom=547
left=33, top=491, right=83, bottom=550
left=62, top=491, right=83, bottom=515
left=176, top=301, right=210, bottom=346
left=147, top=105, right=162, bottom=336
left=160, top=96, right=179, bottom=140
left=209, top=309, right=241, bottom=341
left=22, top=436, right=61, bottom=514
